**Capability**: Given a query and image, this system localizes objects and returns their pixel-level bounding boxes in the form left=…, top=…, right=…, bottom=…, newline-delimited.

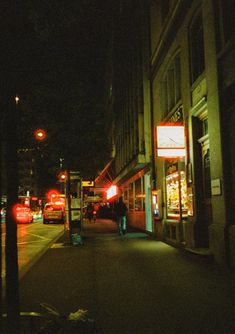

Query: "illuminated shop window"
left=134, top=178, right=142, bottom=211
left=166, top=171, right=188, bottom=218
left=129, top=183, right=134, bottom=211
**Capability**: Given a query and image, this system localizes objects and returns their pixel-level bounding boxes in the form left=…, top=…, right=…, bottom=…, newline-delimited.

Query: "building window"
left=160, top=0, right=170, bottom=23
left=166, top=171, right=188, bottom=219
left=134, top=177, right=145, bottom=211
left=221, top=0, right=235, bottom=43
left=161, top=55, right=181, bottom=116
left=214, top=0, right=235, bottom=50
left=165, top=162, right=188, bottom=219
left=189, top=11, right=205, bottom=83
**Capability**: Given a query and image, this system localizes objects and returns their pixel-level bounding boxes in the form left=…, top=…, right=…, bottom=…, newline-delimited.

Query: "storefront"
left=120, top=169, right=152, bottom=232
left=164, top=161, right=188, bottom=242
left=155, top=110, right=188, bottom=243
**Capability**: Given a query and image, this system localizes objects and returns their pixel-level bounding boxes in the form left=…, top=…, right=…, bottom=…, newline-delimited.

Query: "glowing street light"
left=15, top=95, right=20, bottom=104
left=34, top=128, right=47, bottom=141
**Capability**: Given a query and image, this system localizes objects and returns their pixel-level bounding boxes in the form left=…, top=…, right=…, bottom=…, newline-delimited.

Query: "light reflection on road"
left=1, top=220, right=64, bottom=280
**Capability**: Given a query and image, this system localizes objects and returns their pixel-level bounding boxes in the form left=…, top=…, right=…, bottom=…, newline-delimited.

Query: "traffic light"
left=58, top=171, right=67, bottom=182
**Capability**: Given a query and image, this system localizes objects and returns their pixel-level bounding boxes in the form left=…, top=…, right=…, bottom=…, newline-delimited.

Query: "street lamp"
left=34, top=128, right=47, bottom=142
left=15, top=95, right=20, bottom=105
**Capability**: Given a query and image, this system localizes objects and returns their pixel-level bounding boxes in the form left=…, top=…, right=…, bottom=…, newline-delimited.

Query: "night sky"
left=0, top=1, right=113, bottom=182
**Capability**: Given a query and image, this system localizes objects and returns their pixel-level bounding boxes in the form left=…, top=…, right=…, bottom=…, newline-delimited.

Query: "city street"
left=18, top=219, right=235, bottom=334
left=1, top=220, right=64, bottom=281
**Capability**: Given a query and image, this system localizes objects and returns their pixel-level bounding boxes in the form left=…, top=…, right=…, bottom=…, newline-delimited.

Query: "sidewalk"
left=17, top=219, right=235, bottom=334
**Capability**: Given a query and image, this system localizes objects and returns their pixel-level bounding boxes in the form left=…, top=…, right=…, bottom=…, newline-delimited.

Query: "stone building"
left=103, top=0, right=235, bottom=268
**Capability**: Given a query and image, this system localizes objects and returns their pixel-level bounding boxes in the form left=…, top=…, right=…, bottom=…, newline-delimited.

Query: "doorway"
left=197, top=134, right=212, bottom=246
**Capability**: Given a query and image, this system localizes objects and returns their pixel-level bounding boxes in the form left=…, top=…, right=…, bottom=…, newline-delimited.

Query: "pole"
left=5, top=95, right=20, bottom=332
left=67, top=170, right=72, bottom=244
left=0, top=100, right=3, bottom=332
left=178, top=169, right=183, bottom=242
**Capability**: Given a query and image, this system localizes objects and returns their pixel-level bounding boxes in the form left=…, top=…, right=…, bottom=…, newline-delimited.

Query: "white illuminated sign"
left=106, top=185, right=117, bottom=200
left=156, top=125, right=185, bottom=157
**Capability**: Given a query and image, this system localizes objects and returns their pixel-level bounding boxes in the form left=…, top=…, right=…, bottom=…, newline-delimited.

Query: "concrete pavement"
left=17, top=219, right=235, bottom=333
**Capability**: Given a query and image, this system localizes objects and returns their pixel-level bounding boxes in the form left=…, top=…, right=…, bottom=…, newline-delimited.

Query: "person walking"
left=86, top=203, right=93, bottom=222
left=115, top=196, right=127, bottom=238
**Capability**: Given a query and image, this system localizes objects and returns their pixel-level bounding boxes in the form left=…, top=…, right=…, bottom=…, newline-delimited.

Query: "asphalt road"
left=1, top=219, right=64, bottom=281
left=19, top=219, right=235, bottom=333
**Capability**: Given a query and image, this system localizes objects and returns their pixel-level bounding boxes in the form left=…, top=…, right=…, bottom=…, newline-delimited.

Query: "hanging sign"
left=106, top=185, right=118, bottom=200
left=156, top=125, right=185, bottom=158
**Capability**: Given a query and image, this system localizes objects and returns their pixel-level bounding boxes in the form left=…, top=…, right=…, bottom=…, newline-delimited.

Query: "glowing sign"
left=156, top=125, right=185, bottom=157
left=106, top=185, right=117, bottom=200
left=82, top=181, right=94, bottom=187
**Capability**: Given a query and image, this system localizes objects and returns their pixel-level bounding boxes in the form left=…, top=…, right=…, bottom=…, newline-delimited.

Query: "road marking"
left=51, top=243, right=67, bottom=248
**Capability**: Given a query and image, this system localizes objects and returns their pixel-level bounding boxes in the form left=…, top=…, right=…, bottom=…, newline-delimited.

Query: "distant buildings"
left=102, top=0, right=235, bottom=269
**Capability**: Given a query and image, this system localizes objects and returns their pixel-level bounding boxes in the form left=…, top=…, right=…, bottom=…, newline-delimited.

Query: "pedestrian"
left=86, top=203, right=93, bottom=222
left=115, top=196, right=127, bottom=237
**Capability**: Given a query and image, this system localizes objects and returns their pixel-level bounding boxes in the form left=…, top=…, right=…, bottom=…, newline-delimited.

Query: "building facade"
left=105, top=0, right=235, bottom=268
left=109, top=1, right=153, bottom=232
left=150, top=0, right=235, bottom=268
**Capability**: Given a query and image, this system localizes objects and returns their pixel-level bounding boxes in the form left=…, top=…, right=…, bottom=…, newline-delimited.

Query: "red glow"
left=34, top=128, right=46, bottom=141
left=46, top=189, right=60, bottom=202
left=106, top=185, right=118, bottom=200
left=58, top=171, right=67, bottom=182
left=13, top=204, right=33, bottom=224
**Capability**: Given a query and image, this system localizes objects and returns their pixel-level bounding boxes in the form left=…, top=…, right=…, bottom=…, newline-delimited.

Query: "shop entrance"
left=198, top=135, right=212, bottom=246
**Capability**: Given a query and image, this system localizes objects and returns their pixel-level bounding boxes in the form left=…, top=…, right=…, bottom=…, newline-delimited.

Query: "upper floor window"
left=214, top=0, right=235, bottom=51
left=161, top=54, right=181, bottom=117
left=160, top=0, right=170, bottom=23
left=189, top=11, right=205, bottom=84
left=221, top=0, right=235, bottom=43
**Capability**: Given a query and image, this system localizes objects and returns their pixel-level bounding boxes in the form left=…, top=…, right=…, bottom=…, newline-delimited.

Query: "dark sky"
left=0, top=1, right=111, bottom=94
left=0, top=1, right=114, bottom=184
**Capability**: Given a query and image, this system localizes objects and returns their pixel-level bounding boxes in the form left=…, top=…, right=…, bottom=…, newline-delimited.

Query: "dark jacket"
left=115, top=201, right=127, bottom=217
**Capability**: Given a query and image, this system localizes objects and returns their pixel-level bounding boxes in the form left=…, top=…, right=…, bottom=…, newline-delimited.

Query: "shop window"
left=129, top=183, right=134, bottom=211
left=189, top=11, right=205, bottom=83
left=161, top=55, right=181, bottom=117
left=134, top=178, right=144, bottom=211
left=166, top=171, right=188, bottom=218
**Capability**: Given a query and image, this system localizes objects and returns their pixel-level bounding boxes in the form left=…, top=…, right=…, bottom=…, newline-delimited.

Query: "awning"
left=95, top=159, right=114, bottom=187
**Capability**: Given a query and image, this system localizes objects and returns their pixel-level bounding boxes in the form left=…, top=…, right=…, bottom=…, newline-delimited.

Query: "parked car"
left=43, top=202, right=65, bottom=224
left=14, top=204, right=33, bottom=224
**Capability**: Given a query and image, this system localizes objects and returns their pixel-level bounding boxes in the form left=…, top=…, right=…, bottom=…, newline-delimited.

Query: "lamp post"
left=4, top=94, right=21, bottom=333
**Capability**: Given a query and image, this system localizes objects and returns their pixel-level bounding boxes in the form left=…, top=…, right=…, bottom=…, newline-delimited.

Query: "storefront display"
left=166, top=170, right=188, bottom=218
